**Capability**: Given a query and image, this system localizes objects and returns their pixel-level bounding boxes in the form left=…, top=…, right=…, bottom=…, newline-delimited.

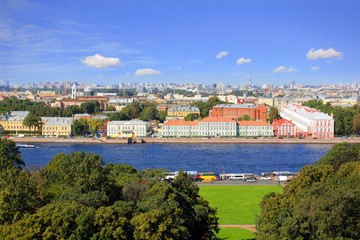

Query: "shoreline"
left=10, top=136, right=358, bottom=145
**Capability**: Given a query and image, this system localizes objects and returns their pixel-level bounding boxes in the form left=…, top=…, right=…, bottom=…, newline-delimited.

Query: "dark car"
left=245, top=177, right=257, bottom=182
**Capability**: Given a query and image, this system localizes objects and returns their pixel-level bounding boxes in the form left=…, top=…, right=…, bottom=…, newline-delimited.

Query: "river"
left=17, top=143, right=333, bottom=175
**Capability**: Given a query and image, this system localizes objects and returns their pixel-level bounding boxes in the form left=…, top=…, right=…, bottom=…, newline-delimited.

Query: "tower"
left=71, top=83, right=77, bottom=99
left=249, top=72, right=252, bottom=88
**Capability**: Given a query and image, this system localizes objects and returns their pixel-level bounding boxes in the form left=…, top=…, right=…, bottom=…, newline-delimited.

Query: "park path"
left=219, top=225, right=257, bottom=232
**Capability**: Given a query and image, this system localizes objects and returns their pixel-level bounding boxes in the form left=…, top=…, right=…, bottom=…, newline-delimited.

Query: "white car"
left=261, top=176, right=272, bottom=180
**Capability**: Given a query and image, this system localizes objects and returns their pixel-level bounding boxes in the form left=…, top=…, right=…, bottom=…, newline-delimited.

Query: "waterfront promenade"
left=10, top=136, right=359, bottom=144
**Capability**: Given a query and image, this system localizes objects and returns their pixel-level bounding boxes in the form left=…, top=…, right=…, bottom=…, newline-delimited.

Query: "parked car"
left=245, top=177, right=257, bottom=182
left=261, top=176, right=271, bottom=180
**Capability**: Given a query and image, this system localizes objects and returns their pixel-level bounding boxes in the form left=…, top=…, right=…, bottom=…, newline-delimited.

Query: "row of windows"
left=44, top=127, right=70, bottom=130
left=108, top=126, right=145, bottom=130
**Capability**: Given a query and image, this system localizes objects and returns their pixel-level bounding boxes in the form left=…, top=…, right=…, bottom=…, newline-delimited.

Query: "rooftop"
left=236, top=121, right=272, bottom=126
left=163, top=120, right=199, bottom=126
left=284, top=104, right=333, bottom=120
left=200, top=117, right=235, bottom=122
left=213, top=104, right=257, bottom=109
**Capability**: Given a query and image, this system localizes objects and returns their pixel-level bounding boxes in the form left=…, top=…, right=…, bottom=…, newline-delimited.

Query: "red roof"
left=236, top=121, right=272, bottom=126
left=273, top=119, right=295, bottom=126
left=163, top=120, right=199, bottom=126
left=200, top=117, right=235, bottom=122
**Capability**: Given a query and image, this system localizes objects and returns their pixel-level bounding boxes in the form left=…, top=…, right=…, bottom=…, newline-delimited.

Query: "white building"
left=198, top=118, right=237, bottom=137
left=280, top=104, right=334, bottom=138
left=162, top=118, right=272, bottom=137
left=107, top=120, right=149, bottom=138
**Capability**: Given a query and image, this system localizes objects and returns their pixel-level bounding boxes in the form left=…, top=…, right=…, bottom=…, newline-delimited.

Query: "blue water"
left=18, top=143, right=333, bottom=175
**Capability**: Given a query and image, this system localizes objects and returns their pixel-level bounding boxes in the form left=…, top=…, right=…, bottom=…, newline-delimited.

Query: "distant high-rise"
left=290, top=81, right=295, bottom=90
left=0, top=80, right=9, bottom=90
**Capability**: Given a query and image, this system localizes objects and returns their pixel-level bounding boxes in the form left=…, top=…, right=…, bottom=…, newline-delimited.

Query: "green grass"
left=217, top=228, right=255, bottom=240
left=199, top=185, right=282, bottom=225
left=199, top=185, right=282, bottom=239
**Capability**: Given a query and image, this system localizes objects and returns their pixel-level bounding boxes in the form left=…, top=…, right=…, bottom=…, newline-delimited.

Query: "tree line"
left=0, top=138, right=218, bottom=239
left=0, top=97, right=100, bottom=117
left=256, top=142, right=360, bottom=239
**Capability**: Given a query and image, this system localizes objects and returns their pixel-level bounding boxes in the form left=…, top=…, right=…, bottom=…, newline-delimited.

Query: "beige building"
left=0, top=111, right=35, bottom=132
left=42, top=117, right=73, bottom=136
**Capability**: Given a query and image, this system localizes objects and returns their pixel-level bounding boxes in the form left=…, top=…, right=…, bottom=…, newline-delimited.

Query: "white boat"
left=16, top=144, right=35, bottom=148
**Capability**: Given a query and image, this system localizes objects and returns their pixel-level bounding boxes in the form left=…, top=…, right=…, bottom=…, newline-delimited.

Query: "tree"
left=72, top=118, right=88, bottom=136
left=267, top=107, right=281, bottom=123
left=109, top=112, right=130, bottom=121
left=141, top=106, right=156, bottom=121
left=23, top=114, right=42, bottom=132
left=257, top=143, right=360, bottom=240
left=0, top=138, right=24, bottom=169
left=353, top=113, right=360, bottom=135
left=184, top=113, right=200, bottom=121
left=80, top=101, right=100, bottom=114
left=88, top=118, right=104, bottom=136
left=107, top=105, right=116, bottom=111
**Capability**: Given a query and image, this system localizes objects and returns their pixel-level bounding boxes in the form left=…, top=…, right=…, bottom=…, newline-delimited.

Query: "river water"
left=18, top=143, right=333, bottom=175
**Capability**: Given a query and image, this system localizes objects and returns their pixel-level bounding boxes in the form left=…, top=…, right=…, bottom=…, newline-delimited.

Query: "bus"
left=194, top=172, right=220, bottom=182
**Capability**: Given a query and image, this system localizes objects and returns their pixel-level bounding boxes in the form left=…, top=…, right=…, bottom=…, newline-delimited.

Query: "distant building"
left=42, top=117, right=73, bottom=136
left=162, top=118, right=273, bottom=137
left=107, top=120, right=149, bottom=138
left=0, top=111, right=34, bottom=132
left=74, top=113, right=91, bottom=120
left=209, top=104, right=268, bottom=122
left=280, top=104, right=334, bottom=138
left=237, top=121, right=273, bottom=137
left=273, top=119, right=297, bottom=137
left=166, top=107, right=200, bottom=120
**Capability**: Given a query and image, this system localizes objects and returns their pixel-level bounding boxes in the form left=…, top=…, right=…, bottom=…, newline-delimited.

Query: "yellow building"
left=258, top=97, right=274, bottom=107
left=42, top=117, right=73, bottom=136
left=166, top=107, right=200, bottom=120
left=0, top=111, right=35, bottom=133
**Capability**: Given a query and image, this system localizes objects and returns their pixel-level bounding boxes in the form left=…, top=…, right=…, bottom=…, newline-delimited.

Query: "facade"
left=280, top=104, right=334, bottom=138
left=209, top=104, right=268, bottom=121
left=166, top=107, right=200, bottom=120
left=199, top=118, right=237, bottom=137
left=42, top=117, right=73, bottom=136
left=272, top=119, right=297, bottom=137
left=107, top=120, right=149, bottom=138
left=0, top=111, right=33, bottom=132
left=237, top=121, right=273, bottom=137
left=162, top=120, right=199, bottom=137
left=162, top=118, right=273, bottom=137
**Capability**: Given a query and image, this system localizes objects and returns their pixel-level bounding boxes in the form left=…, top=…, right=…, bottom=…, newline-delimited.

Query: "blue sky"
left=0, top=0, right=359, bottom=86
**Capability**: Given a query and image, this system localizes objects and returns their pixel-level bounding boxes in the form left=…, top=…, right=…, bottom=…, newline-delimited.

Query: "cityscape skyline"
left=1, top=0, right=359, bottom=86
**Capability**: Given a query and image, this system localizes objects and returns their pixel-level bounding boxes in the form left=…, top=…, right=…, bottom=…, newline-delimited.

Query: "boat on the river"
left=16, top=144, right=36, bottom=148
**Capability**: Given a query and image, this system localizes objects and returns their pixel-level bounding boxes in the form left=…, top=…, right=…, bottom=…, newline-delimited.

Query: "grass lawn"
left=199, top=185, right=282, bottom=225
left=217, top=228, right=255, bottom=240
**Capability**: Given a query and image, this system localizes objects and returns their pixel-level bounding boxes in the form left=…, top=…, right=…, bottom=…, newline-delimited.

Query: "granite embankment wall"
left=10, top=137, right=360, bottom=145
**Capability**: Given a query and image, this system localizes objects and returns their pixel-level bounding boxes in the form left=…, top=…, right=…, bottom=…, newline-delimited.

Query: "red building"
left=209, top=104, right=268, bottom=121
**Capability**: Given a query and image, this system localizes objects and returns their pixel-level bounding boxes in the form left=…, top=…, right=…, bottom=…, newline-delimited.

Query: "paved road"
left=196, top=179, right=287, bottom=186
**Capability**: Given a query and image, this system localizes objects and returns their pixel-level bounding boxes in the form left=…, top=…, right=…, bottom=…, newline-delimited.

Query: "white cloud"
left=273, top=66, right=287, bottom=73
left=134, top=68, right=160, bottom=76
left=306, top=48, right=343, bottom=60
left=216, top=51, right=229, bottom=59
left=311, top=66, right=320, bottom=71
left=272, top=66, right=296, bottom=73
left=81, top=54, right=123, bottom=68
left=288, top=66, right=296, bottom=72
left=236, top=57, right=251, bottom=65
